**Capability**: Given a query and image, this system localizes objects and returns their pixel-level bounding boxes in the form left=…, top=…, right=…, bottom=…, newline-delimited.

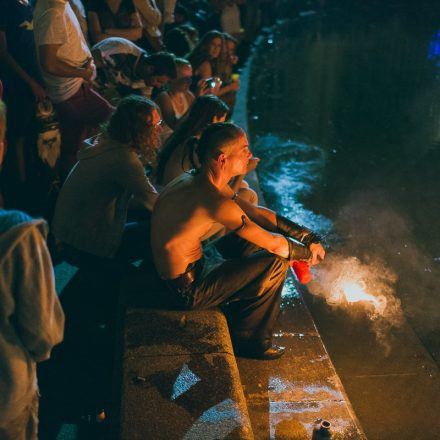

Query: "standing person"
left=156, top=0, right=177, bottom=31
left=133, top=0, right=164, bottom=52
left=69, top=0, right=89, bottom=44
left=151, top=123, right=325, bottom=359
left=219, top=0, right=242, bottom=41
left=0, top=99, right=65, bottom=440
left=0, top=0, right=46, bottom=204
left=86, top=0, right=143, bottom=45
left=33, top=0, right=113, bottom=178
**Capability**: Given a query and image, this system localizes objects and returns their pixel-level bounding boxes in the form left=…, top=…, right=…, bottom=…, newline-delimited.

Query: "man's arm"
left=223, top=187, right=325, bottom=264
left=155, top=92, right=179, bottom=129
left=231, top=189, right=317, bottom=239
left=223, top=185, right=278, bottom=231
left=212, top=197, right=311, bottom=261
left=0, top=32, right=46, bottom=99
left=133, top=0, right=162, bottom=27
left=88, top=11, right=142, bottom=43
left=38, top=44, right=94, bottom=81
left=87, top=11, right=109, bottom=43
left=114, top=150, right=158, bottom=212
left=15, top=223, right=65, bottom=362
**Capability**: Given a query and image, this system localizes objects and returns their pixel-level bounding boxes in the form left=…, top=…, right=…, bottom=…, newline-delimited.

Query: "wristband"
left=276, top=214, right=321, bottom=246
left=287, top=238, right=312, bottom=261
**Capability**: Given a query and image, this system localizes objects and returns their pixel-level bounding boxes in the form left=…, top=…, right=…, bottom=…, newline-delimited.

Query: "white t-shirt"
left=33, top=0, right=91, bottom=103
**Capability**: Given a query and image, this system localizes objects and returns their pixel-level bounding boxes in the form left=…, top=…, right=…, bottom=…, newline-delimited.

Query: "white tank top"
left=169, top=92, right=190, bottom=118
left=161, top=93, right=190, bottom=143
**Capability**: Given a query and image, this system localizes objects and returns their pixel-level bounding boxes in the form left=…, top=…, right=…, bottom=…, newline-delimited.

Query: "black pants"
left=60, top=220, right=152, bottom=272
left=169, top=234, right=290, bottom=352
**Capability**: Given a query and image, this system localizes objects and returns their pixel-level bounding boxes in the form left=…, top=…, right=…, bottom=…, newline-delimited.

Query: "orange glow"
left=327, top=277, right=387, bottom=314
left=340, top=281, right=381, bottom=307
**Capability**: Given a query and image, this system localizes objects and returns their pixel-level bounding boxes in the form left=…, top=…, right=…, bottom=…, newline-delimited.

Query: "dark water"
left=249, top=4, right=440, bottom=436
left=248, top=7, right=440, bottom=436
left=249, top=4, right=440, bottom=366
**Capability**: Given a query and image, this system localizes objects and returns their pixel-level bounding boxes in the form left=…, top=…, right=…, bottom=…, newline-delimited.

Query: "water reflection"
left=252, top=135, right=333, bottom=238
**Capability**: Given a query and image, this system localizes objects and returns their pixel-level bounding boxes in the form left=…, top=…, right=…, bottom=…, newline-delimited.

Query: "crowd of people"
left=0, top=0, right=326, bottom=438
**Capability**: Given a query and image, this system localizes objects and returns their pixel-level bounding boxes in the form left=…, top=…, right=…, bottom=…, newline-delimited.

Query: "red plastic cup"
left=291, top=261, right=312, bottom=284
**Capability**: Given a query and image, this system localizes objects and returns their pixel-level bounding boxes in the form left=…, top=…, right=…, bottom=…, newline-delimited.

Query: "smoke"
left=307, top=189, right=440, bottom=357
left=308, top=253, right=404, bottom=354
left=254, top=131, right=440, bottom=360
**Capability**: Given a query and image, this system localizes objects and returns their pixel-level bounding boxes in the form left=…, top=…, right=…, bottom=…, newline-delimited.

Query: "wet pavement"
left=237, top=280, right=365, bottom=439
left=248, top=2, right=440, bottom=439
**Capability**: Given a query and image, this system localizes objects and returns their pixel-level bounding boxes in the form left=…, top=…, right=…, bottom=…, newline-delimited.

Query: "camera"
left=205, top=77, right=221, bottom=89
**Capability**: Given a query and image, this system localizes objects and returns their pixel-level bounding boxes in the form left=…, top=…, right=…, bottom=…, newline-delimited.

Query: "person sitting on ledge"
left=151, top=122, right=325, bottom=360
left=52, top=95, right=162, bottom=271
left=154, top=94, right=258, bottom=242
left=154, top=58, right=195, bottom=143
left=155, top=94, right=229, bottom=187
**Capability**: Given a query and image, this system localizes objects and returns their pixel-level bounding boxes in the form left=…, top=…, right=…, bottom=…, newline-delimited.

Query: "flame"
left=340, top=281, right=381, bottom=307
left=327, top=278, right=387, bottom=314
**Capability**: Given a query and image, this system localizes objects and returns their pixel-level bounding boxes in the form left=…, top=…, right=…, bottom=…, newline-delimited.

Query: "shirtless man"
left=151, top=123, right=325, bottom=360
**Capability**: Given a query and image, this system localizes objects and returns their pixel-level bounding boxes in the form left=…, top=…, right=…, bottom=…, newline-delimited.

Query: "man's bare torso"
left=151, top=172, right=225, bottom=279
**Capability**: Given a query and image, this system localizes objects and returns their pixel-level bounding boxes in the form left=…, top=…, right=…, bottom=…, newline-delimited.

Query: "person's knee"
left=238, top=187, right=258, bottom=205
left=267, top=254, right=290, bottom=280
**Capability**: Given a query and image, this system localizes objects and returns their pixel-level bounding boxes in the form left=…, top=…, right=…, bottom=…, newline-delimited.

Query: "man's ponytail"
left=182, top=136, right=200, bottom=171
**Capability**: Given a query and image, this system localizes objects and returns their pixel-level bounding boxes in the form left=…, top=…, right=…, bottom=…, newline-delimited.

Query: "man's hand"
left=246, top=157, right=260, bottom=173
left=81, top=57, right=96, bottom=83
left=29, top=80, right=46, bottom=100
left=309, top=242, right=325, bottom=265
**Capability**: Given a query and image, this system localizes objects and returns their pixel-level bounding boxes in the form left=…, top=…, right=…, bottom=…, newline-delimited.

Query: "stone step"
left=115, top=271, right=254, bottom=440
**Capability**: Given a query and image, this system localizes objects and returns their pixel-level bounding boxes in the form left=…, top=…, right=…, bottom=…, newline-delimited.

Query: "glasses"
left=151, top=119, right=164, bottom=128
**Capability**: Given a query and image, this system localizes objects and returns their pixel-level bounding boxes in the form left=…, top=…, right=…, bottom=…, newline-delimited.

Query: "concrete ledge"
left=124, top=309, right=233, bottom=357
left=116, top=271, right=253, bottom=440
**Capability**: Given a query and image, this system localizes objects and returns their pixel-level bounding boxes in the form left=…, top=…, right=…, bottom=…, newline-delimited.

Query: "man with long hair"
left=52, top=95, right=161, bottom=268
left=151, top=123, right=325, bottom=360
